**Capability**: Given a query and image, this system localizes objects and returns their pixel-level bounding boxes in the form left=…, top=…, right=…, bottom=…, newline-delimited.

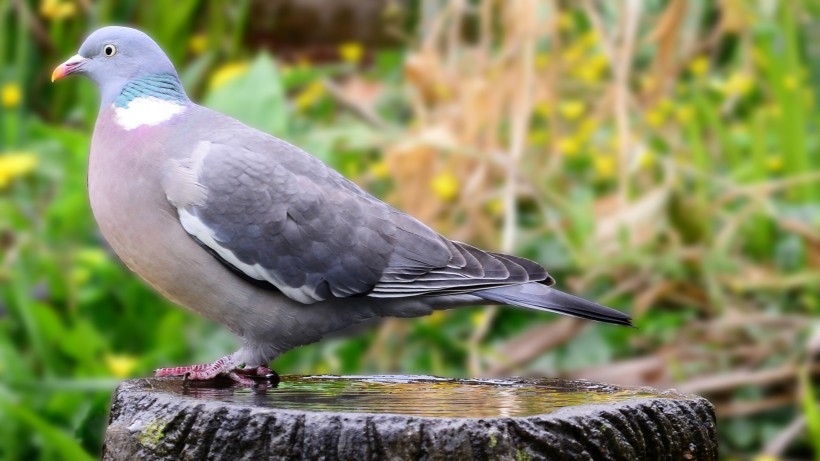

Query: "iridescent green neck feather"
left=115, top=73, right=187, bottom=108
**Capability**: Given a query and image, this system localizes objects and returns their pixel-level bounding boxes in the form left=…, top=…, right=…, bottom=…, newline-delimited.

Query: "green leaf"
left=800, top=365, right=820, bottom=461
left=0, top=388, right=95, bottom=461
left=291, top=122, right=380, bottom=165
left=203, top=54, right=289, bottom=136
left=61, top=319, right=107, bottom=365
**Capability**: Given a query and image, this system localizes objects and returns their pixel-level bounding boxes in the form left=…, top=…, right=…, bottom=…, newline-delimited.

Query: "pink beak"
left=52, top=54, right=88, bottom=82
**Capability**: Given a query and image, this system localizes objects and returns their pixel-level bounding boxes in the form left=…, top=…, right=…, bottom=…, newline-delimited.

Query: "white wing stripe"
left=178, top=209, right=321, bottom=304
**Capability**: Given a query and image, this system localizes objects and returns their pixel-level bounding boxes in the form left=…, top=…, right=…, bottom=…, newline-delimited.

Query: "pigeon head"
left=53, top=26, right=186, bottom=106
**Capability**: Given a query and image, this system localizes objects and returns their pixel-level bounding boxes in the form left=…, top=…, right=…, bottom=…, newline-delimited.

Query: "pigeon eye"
left=103, top=44, right=117, bottom=57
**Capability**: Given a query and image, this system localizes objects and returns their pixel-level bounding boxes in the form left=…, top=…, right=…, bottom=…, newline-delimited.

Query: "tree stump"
left=102, top=375, right=717, bottom=460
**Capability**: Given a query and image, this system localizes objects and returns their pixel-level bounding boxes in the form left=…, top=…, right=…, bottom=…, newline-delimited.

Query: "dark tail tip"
left=476, top=284, right=633, bottom=327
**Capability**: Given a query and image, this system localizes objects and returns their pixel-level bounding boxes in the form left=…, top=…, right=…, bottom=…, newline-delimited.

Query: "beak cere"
left=52, top=54, right=88, bottom=82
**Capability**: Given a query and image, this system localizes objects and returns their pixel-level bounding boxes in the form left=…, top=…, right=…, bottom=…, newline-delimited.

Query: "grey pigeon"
left=53, top=27, right=631, bottom=385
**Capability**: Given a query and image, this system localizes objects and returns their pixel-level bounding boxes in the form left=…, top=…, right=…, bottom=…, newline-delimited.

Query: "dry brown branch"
left=584, top=0, right=642, bottom=205
left=11, top=0, right=54, bottom=51
left=715, top=171, right=820, bottom=206
left=714, top=394, right=795, bottom=418
left=466, top=0, right=540, bottom=375
left=322, top=79, right=390, bottom=130
left=779, top=218, right=820, bottom=243
left=720, top=271, right=820, bottom=292
left=763, top=416, right=806, bottom=456
left=633, top=280, right=676, bottom=318
left=483, top=318, right=586, bottom=377
left=593, top=185, right=671, bottom=254
left=679, top=363, right=820, bottom=395
left=569, top=354, right=672, bottom=387
left=501, top=1, right=537, bottom=253
left=362, top=318, right=407, bottom=371
left=643, top=0, right=687, bottom=100
left=698, top=312, right=810, bottom=331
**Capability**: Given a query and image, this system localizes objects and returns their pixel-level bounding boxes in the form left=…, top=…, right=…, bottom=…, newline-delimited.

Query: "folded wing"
left=162, top=114, right=551, bottom=305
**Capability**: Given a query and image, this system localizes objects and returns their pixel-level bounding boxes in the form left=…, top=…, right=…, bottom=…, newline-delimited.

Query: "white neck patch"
left=113, top=97, right=186, bottom=131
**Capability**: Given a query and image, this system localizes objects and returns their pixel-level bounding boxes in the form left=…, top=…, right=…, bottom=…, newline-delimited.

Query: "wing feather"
left=163, top=107, right=552, bottom=304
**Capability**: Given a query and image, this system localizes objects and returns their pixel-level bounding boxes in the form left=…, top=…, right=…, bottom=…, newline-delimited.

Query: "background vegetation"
left=1, top=0, right=819, bottom=459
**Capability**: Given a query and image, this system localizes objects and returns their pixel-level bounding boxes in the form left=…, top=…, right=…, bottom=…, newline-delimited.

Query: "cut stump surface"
left=102, top=375, right=717, bottom=460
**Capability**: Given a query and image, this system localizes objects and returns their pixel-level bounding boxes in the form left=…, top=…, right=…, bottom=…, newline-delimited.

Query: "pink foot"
left=155, top=355, right=276, bottom=386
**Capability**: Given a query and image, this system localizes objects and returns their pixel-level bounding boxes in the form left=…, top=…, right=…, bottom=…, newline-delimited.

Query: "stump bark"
left=102, top=375, right=717, bottom=460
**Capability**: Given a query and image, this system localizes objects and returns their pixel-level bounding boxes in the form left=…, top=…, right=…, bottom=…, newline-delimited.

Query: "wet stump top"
left=102, top=375, right=717, bottom=461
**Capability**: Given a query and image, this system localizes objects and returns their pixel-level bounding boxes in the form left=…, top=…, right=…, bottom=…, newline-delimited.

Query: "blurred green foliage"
left=0, top=0, right=819, bottom=459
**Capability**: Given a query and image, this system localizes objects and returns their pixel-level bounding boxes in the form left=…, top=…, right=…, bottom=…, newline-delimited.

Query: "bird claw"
left=230, top=366, right=279, bottom=386
left=226, top=371, right=255, bottom=386
left=234, top=366, right=274, bottom=377
left=155, top=355, right=278, bottom=387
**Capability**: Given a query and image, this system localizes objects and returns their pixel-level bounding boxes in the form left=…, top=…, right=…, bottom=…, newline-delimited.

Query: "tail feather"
left=475, top=283, right=633, bottom=327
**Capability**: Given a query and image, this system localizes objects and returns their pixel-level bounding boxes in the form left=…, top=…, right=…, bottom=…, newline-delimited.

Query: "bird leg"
left=155, top=355, right=274, bottom=386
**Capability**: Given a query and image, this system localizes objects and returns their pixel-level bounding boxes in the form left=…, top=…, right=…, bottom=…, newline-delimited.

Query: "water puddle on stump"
left=142, top=375, right=680, bottom=418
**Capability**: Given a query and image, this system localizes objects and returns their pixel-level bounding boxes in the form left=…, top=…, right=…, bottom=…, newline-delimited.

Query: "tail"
left=475, top=283, right=633, bottom=327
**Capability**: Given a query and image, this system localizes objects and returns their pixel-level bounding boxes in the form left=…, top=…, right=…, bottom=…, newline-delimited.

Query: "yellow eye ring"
left=103, top=44, right=117, bottom=57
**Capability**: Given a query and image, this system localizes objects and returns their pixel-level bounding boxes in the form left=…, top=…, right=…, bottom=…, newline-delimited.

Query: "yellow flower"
left=752, top=48, right=769, bottom=69
left=209, top=62, right=249, bottom=91
left=593, top=154, right=616, bottom=178
left=557, top=12, right=575, bottom=32
left=0, top=152, right=37, bottom=188
left=1, top=83, right=21, bottom=109
left=561, top=44, right=584, bottom=65
left=431, top=171, right=459, bottom=201
left=674, top=105, right=695, bottom=124
left=608, top=134, right=620, bottom=150
left=294, top=81, right=325, bottom=112
left=559, top=100, right=585, bottom=121
left=752, top=455, right=780, bottom=461
left=637, top=148, right=656, bottom=169
left=689, top=56, right=709, bottom=77
left=315, top=362, right=330, bottom=374
left=433, top=83, right=452, bottom=101
left=339, top=42, right=364, bottom=64
left=296, top=56, right=312, bottom=70
left=535, top=102, right=551, bottom=118
left=575, top=55, right=608, bottom=84
left=721, top=72, right=753, bottom=97
left=40, top=0, right=76, bottom=20
left=342, top=161, right=359, bottom=179
left=105, top=354, right=138, bottom=378
left=188, top=33, right=208, bottom=55
left=470, top=310, right=489, bottom=328
left=557, top=137, right=581, bottom=156
left=645, top=107, right=665, bottom=128
left=577, top=119, right=598, bottom=141
left=589, top=54, right=608, bottom=70
left=535, top=53, right=550, bottom=70
left=640, top=76, right=657, bottom=93
left=425, top=310, right=447, bottom=327
left=75, top=247, right=109, bottom=267
left=70, top=267, right=91, bottom=285
left=486, top=197, right=504, bottom=216
left=580, top=30, right=600, bottom=48
left=657, top=98, right=674, bottom=113
left=763, top=104, right=782, bottom=120
left=368, top=159, right=390, bottom=180
left=767, top=155, right=783, bottom=172
left=783, top=74, right=799, bottom=91
left=528, top=130, right=549, bottom=146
